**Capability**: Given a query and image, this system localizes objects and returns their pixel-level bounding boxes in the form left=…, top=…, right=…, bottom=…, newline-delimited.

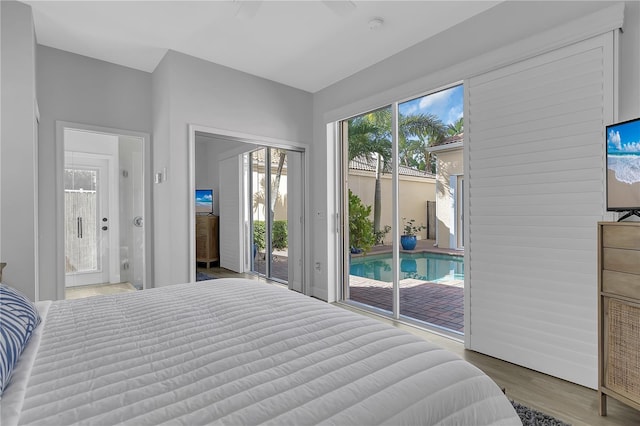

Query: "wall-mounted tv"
left=195, top=189, right=214, bottom=214
left=606, top=117, right=640, bottom=219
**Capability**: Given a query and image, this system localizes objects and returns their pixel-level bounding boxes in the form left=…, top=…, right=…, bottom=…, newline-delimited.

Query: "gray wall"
left=1, top=0, right=38, bottom=299
left=36, top=45, right=152, bottom=300
left=151, top=51, right=312, bottom=287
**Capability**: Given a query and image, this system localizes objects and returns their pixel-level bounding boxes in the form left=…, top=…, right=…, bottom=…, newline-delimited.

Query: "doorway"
left=189, top=125, right=308, bottom=294
left=58, top=123, right=150, bottom=299
left=64, top=154, right=110, bottom=286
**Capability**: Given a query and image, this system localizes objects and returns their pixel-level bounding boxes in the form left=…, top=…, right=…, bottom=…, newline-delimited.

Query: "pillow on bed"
left=0, top=283, right=41, bottom=396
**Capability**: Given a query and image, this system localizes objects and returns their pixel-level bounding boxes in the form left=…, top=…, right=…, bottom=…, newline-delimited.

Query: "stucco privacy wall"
left=35, top=46, right=152, bottom=301
left=1, top=0, right=37, bottom=300
left=348, top=173, right=435, bottom=242
left=151, top=51, right=312, bottom=287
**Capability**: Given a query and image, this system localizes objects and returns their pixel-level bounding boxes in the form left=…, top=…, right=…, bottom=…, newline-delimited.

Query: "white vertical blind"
left=219, top=156, right=243, bottom=272
left=466, top=33, right=614, bottom=388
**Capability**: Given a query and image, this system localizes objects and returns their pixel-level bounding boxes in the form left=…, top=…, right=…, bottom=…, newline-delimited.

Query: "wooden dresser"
left=196, top=215, right=219, bottom=268
left=598, top=221, right=640, bottom=415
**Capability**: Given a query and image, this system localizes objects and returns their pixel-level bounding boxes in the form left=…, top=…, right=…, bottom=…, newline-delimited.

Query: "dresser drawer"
left=602, top=224, right=640, bottom=250
left=602, top=247, right=640, bottom=275
left=602, top=270, right=640, bottom=299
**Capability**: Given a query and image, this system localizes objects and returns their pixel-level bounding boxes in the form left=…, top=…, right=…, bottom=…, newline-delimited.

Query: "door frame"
left=187, top=124, right=310, bottom=294
left=55, top=121, right=152, bottom=300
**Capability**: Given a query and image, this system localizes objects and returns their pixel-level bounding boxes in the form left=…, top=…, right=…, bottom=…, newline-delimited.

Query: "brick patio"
left=349, top=239, right=464, bottom=334
left=250, top=239, right=465, bottom=333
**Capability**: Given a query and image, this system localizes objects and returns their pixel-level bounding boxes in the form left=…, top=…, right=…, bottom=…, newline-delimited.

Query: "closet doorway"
left=189, top=125, right=308, bottom=294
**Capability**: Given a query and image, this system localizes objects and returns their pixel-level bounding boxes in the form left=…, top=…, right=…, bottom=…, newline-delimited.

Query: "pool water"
left=349, top=252, right=463, bottom=283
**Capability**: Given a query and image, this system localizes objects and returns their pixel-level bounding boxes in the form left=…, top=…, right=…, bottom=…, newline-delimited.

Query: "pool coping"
left=351, top=238, right=463, bottom=258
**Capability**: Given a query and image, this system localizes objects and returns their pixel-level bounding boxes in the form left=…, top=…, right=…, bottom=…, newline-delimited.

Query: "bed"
left=1, top=278, right=520, bottom=425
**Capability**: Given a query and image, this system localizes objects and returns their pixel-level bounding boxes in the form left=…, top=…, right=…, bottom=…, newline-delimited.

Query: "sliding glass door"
left=343, top=106, right=393, bottom=313
left=249, top=147, right=303, bottom=289
left=342, top=85, right=464, bottom=335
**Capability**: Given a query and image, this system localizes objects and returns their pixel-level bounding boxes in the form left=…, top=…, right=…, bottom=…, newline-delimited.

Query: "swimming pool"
left=349, top=252, right=463, bottom=283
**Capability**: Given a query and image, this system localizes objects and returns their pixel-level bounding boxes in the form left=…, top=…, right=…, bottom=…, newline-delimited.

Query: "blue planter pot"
left=400, top=235, right=417, bottom=250
left=400, top=258, right=417, bottom=273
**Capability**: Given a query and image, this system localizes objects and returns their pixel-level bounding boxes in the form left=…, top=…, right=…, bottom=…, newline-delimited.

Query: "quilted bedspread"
left=2, top=279, right=520, bottom=425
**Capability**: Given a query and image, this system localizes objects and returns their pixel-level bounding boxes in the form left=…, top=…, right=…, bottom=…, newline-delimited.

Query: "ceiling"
left=23, top=1, right=502, bottom=93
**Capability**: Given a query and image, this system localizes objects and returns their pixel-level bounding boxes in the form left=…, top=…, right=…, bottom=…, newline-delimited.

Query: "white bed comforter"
left=2, top=279, right=520, bottom=425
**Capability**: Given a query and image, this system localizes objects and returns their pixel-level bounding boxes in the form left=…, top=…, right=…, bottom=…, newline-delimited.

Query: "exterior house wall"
left=435, top=149, right=463, bottom=249
left=348, top=172, right=435, bottom=242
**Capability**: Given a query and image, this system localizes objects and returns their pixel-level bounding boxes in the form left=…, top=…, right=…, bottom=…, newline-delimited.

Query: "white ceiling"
left=23, top=1, right=502, bottom=93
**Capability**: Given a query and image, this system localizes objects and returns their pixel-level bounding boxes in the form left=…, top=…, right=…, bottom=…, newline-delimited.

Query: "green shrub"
left=349, top=190, right=376, bottom=253
left=253, top=221, right=266, bottom=251
left=272, top=220, right=288, bottom=249
left=253, top=220, right=287, bottom=250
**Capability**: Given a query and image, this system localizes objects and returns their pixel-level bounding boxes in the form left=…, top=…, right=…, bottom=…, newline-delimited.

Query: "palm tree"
left=347, top=108, right=446, bottom=232
left=447, top=117, right=464, bottom=136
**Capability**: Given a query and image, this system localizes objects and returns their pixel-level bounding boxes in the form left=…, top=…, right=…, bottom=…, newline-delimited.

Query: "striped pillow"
left=0, top=283, right=41, bottom=396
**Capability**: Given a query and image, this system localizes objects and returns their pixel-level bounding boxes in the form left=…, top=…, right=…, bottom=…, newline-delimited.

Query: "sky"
left=608, top=119, right=640, bottom=154
left=399, top=84, right=463, bottom=126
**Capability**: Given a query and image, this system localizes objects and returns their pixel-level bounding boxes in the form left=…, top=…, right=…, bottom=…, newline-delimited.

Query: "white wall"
left=1, top=0, right=38, bottom=299
left=36, top=46, right=152, bottom=300
left=151, top=51, right=312, bottom=287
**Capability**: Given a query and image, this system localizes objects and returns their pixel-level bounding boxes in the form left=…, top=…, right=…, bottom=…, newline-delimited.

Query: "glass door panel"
left=249, top=147, right=298, bottom=285
left=344, top=106, right=393, bottom=314
left=397, top=86, right=464, bottom=334
left=342, top=85, right=464, bottom=336
left=250, top=149, right=267, bottom=275
left=65, top=167, right=99, bottom=275
left=269, top=149, right=288, bottom=282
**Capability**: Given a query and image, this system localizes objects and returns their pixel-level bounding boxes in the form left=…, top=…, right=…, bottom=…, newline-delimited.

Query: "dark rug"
left=196, top=272, right=217, bottom=281
left=511, top=400, right=570, bottom=426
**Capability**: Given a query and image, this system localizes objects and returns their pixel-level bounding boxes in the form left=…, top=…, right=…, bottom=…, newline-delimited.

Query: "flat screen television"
left=606, top=117, right=640, bottom=219
left=195, top=189, right=214, bottom=214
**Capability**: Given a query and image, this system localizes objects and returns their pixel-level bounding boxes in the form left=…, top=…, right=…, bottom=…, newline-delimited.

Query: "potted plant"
left=401, top=217, right=426, bottom=250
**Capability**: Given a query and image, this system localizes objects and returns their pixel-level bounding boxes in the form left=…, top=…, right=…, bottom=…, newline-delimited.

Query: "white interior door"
left=287, top=150, right=304, bottom=292
left=64, top=154, right=110, bottom=286
left=219, top=155, right=243, bottom=272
